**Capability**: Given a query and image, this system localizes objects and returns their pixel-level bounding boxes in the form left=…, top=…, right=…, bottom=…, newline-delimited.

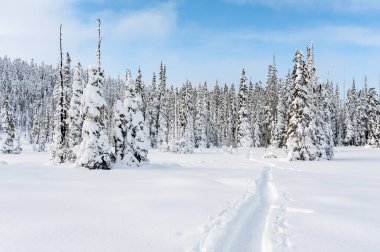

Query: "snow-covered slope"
left=0, top=146, right=379, bottom=252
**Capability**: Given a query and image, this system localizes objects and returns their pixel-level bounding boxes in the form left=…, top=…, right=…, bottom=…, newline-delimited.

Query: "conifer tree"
left=237, top=69, right=252, bottom=147
left=51, top=26, right=70, bottom=163
left=112, top=100, right=127, bottom=161
left=124, top=70, right=149, bottom=165
left=264, top=57, right=278, bottom=146
left=154, top=62, right=167, bottom=148
left=156, top=90, right=169, bottom=150
left=178, top=81, right=195, bottom=153
left=76, top=19, right=111, bottom=169
left=194, top=84, right=207, bottom=148
left=344, top=80, right=359, bottom=146
left=1, top=72, right=19, bottom=154
left=147, top=72, right=158, bottom=148
left=356, top=89, right=368, bottom=145
left=68, top=62, right=84, bottom=161
left=367, top=88, right=380, bottom=147
left=135, top=67, right=146, bottom=119
left=286, top=50, right=314, bottom=161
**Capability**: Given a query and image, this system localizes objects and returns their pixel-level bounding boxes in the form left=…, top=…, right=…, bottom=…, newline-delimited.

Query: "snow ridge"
left=193, top=166, right=276, bottom=252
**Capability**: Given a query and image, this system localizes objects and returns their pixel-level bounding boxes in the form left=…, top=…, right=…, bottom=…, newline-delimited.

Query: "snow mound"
left=263, top=152, right=278, bottom=159
left=0, top=160, right=7, bottom=165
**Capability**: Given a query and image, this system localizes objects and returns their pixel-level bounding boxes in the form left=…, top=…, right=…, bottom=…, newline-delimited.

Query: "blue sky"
left=1, top=0, right=380, bottom=92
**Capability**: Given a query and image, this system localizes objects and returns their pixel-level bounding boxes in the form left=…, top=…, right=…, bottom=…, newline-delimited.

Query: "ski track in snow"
left=190, top=151, right=295, bottom=252
left=190, top=166, right=276, bottom=252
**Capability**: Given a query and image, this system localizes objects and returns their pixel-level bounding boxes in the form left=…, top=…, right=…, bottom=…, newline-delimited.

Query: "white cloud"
left=225, top=25, right=380, bottom=47
left=0, top=0, right=177, bottom=69
left=111, top=2, right=177, bottom=40
left=223, top=0, right=380, bottom=12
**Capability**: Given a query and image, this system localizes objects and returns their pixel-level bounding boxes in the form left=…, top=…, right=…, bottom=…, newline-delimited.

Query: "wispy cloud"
left=0, top=0, right=177, bottom=67
left=224, top=25, right=380, bottom=47
left=223, top=0, right=380, bottom=12
left=110, top=2, right=177, bottom=40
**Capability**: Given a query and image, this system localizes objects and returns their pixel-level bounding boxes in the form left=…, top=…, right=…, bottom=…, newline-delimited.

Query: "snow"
left=1, top=145, right=380, bottom=252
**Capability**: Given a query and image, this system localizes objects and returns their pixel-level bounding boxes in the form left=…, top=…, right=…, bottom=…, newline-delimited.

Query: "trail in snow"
left=193, top=167, right=276, bottom=252
left=249, top=152, right=293, bottom=252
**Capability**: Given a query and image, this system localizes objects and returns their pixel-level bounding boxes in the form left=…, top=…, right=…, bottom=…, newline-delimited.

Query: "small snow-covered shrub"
left=263, top=152, right=278, bottom=159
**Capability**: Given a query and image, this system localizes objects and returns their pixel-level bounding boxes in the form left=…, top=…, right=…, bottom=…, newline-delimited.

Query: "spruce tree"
left=112, top=100, right=127, bottom=161
left=264, top=57, right=278, bottom=146
left=76, top=19, right=111, bottom=170
left=124, top=70, right=149, bottom=165
left=356, top=89, right=368, bottom=145
left=236, top=69, right=252, bottom=147
left=51, top=26, right=71, bottom=163
left=367, top=88, right=380, bottom=147
left=194, top=84, right=207, bottom=148
left=147, top=72, right=158, bottom=148
left=286, top=50, right=314, bottom=161
left=179, top=81, right=195, bottom=153
left=344, top=80, right=359, bottom=146
left=68, top=62, right=84, bottom=161
left=0, top=72, right=19, bottom=154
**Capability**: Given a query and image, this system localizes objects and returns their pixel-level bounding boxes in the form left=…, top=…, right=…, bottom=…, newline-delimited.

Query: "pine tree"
left=305, top=45, right=322, bottom=159
left=333, top=85, right=343, bottom=145
left=124, top=70, right=149, bottom=165
left=226, top=83, right=237, bottom=147
left=154, top=62, right=167, bottom=149
left=156, top=92, right=169, bottom=151
left=344, top=80, right=359, bottom=146
left=147, top=72, right=158, bottom=148
left=135, top=67, right=146, bottom=119
left=286, top=50, right=315, bottom=161
left=275, top=72, right=292, bottom=148
left=194, top=84, right=207, bottom=148
left=273, top=80, right=285, bottom=147
left=168, top=87, right=181, bottom=152
left=367, top=88, right=380, bottom=147
left=112, top=100, right=127, bottom=161
left=320, top=82, right=334, bottom=159
left=76, top=19, right=111, bottom=170
left=237, top=69, right=252, bottom=147
left=51, top=26, right=71, bottom=163
left=1, top=72, right=20, bottom=154
left=68, top=62, right=84, bottom=161
left=178, top=81, right=195, bottom=153
left=264, top=56, right=278, bottom=146
left=356, top=89, right=368, bottom=146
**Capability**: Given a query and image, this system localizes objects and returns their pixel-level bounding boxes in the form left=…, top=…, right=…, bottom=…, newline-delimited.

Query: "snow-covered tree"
left=176, top=81, right=195, bottom=153
left=264, top=57, right=278, bottom=146
left=51, top=26, right=71, bottom=163
left=156, top=89, right=169, bottom=151
left=274, top=72, right=292, bottom=148
left=1, top=72, right=20, bottom=154
left=286, top=50, right=315, bottom=161
left=344, top=80, right=359, bottom=146
left=68, top=62, right=84, bottom=161
left=135, top=67, right=146, bottom=119
left=112, top=100, right=127, bottom=161
left=154, top=62, right=167, bottom=149
left=367, top=88, right=380, bottom=147
left=237, top=69, right=252, bottom=147
left=356, top=89, right=368, bottom=146
left=146, top=72, right=158, bottom=148
left=124, top=70, right=149, bottom=165
left=194, top=84, right=207, bottom=148
left=76, top=19, right=111, bottom=169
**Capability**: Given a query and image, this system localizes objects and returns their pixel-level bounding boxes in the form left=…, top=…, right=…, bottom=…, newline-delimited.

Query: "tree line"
left=1, top=22, right=380, bottom=168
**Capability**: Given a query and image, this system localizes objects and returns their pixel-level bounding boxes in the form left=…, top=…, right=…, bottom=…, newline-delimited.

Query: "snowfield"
left=0, top=146, right=380, bottom=252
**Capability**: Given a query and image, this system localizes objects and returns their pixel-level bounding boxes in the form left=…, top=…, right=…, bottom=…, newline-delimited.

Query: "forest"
left=1, top=21, right=380, bottom=170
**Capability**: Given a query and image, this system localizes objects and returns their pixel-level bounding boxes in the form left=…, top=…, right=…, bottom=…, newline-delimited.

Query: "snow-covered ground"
left=0, top=145, right=379, bottom=252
